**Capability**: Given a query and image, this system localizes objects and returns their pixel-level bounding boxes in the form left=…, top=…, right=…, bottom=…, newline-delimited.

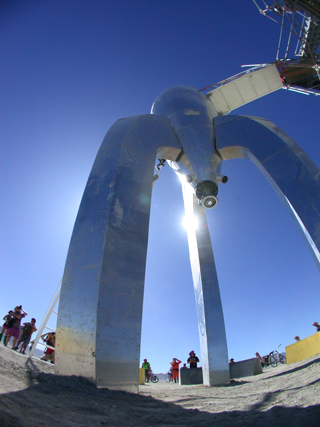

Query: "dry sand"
left=1, top=345, right=320, bottom=426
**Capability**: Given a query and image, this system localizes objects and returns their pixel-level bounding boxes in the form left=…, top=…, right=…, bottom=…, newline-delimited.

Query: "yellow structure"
left=139, top=368, right=145, bottom=385
left=286, top=332, right=320, bottom=364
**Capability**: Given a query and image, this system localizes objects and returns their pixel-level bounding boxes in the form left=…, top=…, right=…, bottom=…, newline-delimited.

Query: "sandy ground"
left=1, top=345, right=320, bottom=426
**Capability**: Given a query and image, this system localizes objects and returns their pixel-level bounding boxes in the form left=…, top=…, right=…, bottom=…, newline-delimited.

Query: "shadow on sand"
left=1, top=370, right=320, bottom=427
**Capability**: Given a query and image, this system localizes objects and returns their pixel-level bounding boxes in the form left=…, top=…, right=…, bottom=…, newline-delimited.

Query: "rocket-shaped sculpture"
left=55, top=86, right=320, bottom=392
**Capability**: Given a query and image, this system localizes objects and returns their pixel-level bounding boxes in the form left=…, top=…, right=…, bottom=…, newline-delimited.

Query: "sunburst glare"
left=182, top=213, right=198, bottom=231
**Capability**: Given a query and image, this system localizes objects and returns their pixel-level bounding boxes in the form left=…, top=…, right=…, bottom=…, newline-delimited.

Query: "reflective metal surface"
left=56, top=114, right=182, bottom=392
left=214, top=115, right=320, bottom=268
left=152, top=86, right=230, bottom=385
left=151, top=86, right=225, bottom=206
left=181, top=182, right=230, bottom=385
left=57, top=85, right=320, bottom=392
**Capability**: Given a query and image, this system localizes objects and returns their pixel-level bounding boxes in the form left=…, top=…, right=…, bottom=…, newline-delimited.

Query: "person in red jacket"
left=170, top=358, right=181, bottom=383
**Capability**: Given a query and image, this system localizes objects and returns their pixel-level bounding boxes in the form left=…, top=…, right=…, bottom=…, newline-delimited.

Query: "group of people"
left=294, top=321, right=320, bottom=342
left=255, top=321, right=320, bottom=367
left=0, top=305, right=56, bottom=363
left=0, top=306, right=36, bottom=354
left=168, top=351, right=200, bottom=382
left=143, top=351, right=200, bottom=384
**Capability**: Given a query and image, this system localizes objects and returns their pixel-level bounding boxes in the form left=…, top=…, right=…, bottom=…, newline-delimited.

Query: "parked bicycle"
left=148, top=371, right=159, bottom=383
left=165, top=371, right=173, bottom=382
left=268, top=344, right=286, bottom=367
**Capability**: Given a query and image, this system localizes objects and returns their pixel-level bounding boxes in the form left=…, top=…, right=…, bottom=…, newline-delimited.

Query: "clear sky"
left=1, top=0, right=319, bottom=374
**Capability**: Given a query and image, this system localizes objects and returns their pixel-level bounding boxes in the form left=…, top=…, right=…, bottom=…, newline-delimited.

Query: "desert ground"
left=1, top=345, right=320, bottom=426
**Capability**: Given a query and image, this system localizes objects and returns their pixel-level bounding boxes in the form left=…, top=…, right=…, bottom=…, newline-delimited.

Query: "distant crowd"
left=142, top=320, right=320, bottom=380
left=0, top=305, right=56, bottom=363
left=3, top=308, right=319, bottom=373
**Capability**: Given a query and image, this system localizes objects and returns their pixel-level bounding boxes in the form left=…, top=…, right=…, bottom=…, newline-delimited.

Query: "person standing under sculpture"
left=41, top=332, right=56, bottom=363
left=141, top=359, right=150, bottom=383
left=170, top=358, right=181, bottom=383
left=0, top=310, right=14, bottom=343
left=14, top=318, right=37, bottom=354
left=4, top=306, right=27, bottom=348
left=187, top=350, right=199, bottom=368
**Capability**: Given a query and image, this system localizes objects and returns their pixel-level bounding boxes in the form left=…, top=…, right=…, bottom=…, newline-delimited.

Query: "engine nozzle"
left=195, top=180, right=218, bottom=209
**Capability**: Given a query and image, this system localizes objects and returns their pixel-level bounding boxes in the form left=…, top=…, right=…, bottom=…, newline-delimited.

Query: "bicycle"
left=268, top=344, right=286, bottom=367
left=148, top=371, right=159, bottom=383
left=165, top=371, right=173, bottom=382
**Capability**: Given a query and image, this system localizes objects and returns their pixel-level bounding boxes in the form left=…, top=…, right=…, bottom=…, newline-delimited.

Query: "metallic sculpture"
left=56, top=85, right=320, bottom=392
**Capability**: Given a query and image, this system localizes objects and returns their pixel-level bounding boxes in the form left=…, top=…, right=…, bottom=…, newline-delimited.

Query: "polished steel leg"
left=181, top=182, right=229, bottom=385
left=214, top=115, right=320, bottom=268
left=55, top=115, right=181, bottom=392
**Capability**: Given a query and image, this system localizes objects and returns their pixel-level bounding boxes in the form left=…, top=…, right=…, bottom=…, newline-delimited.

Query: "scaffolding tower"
left=253, top=0, right=320, bottom=93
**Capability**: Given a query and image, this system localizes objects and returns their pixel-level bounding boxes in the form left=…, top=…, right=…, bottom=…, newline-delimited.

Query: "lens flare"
left=182, top=214, right=198, bottom=231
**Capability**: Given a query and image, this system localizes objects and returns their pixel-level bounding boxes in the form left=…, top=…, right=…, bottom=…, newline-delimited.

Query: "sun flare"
left=182, top=214, right=198, bottom=231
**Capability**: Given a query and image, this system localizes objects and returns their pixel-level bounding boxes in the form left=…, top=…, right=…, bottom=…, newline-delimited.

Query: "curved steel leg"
left=181, top=182, right=229, bottom=385
left=214, top=115, right=320, bottom=268
left=55, top=114, right=181, bottom=392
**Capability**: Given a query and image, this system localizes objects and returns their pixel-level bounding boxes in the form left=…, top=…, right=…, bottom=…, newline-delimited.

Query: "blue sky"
left=1, top=0, right=319, bottom=374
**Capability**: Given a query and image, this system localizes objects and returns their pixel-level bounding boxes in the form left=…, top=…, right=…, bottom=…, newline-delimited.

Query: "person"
left=255, top=352, right=267, bottom=367
left=187, top=350, right=199, bottom=368
left=14, top=318, right=37, bottom=354
left=313, top=322, right=320, bottom=332
left=181, top=363, right=188, bottom=369
left=40, top=332, right=56, bottom=363
left=170, top=358, right=181, bottom=383
left=141, top=358, right=151, bottom=382
left=0, top=310, right=14, bottom=343
left=294, top=336, right=301, bottom=342
left=4, top=306, right=27, bottom=348
left=229, top=358, right=235, bottom=364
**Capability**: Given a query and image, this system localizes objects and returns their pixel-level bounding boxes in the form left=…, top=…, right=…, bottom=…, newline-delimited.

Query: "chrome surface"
left=181, top=181, right=230, bottom=385
left=57, top=85, right=320, bottom=392
left=151, top=86, right=223, bottom=204
left=152, top=86, right=230, bottom=384
left=56, top=114, right=182, bottom=392
left=214, top=114, right=320, bottom=267
left=195, top=180, right=219, bottom=209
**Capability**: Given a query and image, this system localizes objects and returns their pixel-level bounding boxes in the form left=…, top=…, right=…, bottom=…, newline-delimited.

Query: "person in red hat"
left=313, top=322, right=320, bottom=332
left=141, top=359, right=151, bottom=382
